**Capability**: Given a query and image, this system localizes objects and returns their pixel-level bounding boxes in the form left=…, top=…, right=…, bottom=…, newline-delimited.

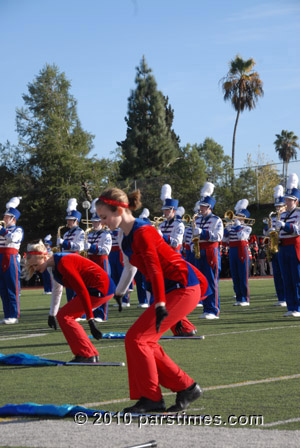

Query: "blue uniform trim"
left=283, top=223, right=292, bottom=233
left=53, top=253, right=70, bottom=285
left=146, top=261, right=199, bottom=295
left=121, top=218, right=150, bottom=259
left=201, top=229, right=209, bottom=240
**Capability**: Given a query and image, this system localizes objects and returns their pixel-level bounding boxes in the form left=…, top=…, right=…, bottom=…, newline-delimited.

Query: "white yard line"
left=81, top=373, right=300, bottom=407
left=204, top=324, right=300, bottom=338
left=1, top=324, right=299, bottom=345
left=0, top=333, right=47, bottom=341
left=263, top=417, right=300, bottom=427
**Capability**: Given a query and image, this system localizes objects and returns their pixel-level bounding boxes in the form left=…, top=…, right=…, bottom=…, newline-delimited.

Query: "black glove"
left=88, top=319, right=102, bottom=340
left=113, top=294, right=123, bottom=312
left=48, top=315, right=57, bottom=330
left=155, top=305, right=168, bottom=333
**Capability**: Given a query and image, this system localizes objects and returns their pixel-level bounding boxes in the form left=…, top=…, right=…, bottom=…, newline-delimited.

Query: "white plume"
left=160, top=184, right=172, bottom=201
left=90, top=198, right=98, bottom=214
left=235, top=199, right=248, bottom=212
left=287, top=173, right=298, bottom=190
left=274, top=185, right=284, bottom=199
left=66, top=198, right=78, bottom=212
left=139, top=208, right=150, bottom=219
left=176, top=206, right=185, bottom=217
left=44, top=234, right=52, bottom=241
left=6, top=197, right=22, bottom=209
left=194, top=201, right=201, bottom=213
left=200, top=182, right=214, bottom=198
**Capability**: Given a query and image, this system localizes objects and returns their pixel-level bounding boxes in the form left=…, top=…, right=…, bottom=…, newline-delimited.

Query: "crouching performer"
left=96, top=188, right=208, bottom=414
left=24, top=241, right=115, bottom=363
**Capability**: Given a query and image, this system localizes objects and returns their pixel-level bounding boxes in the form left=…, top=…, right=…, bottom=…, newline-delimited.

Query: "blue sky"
left=1, top=0, right=300, bottom=175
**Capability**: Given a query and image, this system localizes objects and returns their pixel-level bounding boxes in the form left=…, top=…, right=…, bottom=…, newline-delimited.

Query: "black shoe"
left=175, top=329, right=198, bottom=337
left=69, top=355, right=99, bottom=363
left=123, top=397, right=166, bottom=414
left=174, top=321, right=197, bottom=337
left=167, top=382, right=203, bottom=412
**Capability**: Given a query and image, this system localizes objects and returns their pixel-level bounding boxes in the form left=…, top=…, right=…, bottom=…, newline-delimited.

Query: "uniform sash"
left=280, top=236, right=300, bottom=262
left=229, top=241, right=248, bottom=263
left=0, top=248, right=18, bottom=272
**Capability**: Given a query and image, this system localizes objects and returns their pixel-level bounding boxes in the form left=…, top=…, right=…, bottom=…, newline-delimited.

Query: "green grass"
left=0, top=278, right=300, bottom=430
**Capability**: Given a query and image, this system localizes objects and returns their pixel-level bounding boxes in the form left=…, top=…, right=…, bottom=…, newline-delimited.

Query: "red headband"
left=27, top=251, right=48, bottom=255
left=98, top=196, right=129, bottom=208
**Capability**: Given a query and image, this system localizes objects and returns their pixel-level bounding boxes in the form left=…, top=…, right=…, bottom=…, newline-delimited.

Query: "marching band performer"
left=158, top=184, right=185, bottom=253
left=0, top=197, right=23, bottom=324
left=96, top=188, right=207, bottom=413
left=135, top=208, right=152, bottom=308
left=24, top=241, right=115, bottom=362
left=223, top=199, right=252, bottom=306
left=275, top=174, right=300, bottom=317
left=263, top=185, right=286, bottom=306
left=158, top=184, right=197, bottom=336
left=84, top=199, right=112, bottom=322
left=41, top=234, right=53, bottom=294
left=56, top=198, right=85, bottom=302
left=108, top=227, right=131, bottom=308
left=192, top=182, right=224, bottom=319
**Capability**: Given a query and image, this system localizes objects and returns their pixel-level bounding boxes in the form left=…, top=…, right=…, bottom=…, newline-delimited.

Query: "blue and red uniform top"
left=120, top=219, right=208, bottom=306
left=52, top=253, right=115, bottom=319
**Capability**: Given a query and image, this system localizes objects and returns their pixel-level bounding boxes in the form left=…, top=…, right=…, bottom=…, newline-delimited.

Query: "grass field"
left=0, top=277, right=300, bottom=430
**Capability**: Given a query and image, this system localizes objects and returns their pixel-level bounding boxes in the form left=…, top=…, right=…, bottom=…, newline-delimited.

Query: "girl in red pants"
left=24, top=241, right=115, bottom=362
left=96, top=188, right=208, bottom=413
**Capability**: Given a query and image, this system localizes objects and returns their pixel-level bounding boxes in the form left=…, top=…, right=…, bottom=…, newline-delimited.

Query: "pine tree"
left=118, top=56, right=180, bottom=179
left=15, top=64, right=96, bottom=237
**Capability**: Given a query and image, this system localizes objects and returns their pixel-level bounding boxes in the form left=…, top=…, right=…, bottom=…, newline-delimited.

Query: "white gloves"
left=234, top=219, right=241, bottom=226
left=193, top=227, right=202, bottom=236
left=276, top=220, right=285, bottom=231
left=56, top=238, right=63, bottom=246
left=84, top=241, right=91, bottom=251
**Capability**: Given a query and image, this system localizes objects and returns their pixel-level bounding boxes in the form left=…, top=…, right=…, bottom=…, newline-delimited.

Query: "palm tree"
left=274, top=130, right=300, bottom=185
left=221, top=55, right=264, bottom=170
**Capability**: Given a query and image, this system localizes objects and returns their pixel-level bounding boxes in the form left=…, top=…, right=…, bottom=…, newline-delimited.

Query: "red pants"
left=125, top=284, right=200, bottom=401
left=57, top=294, right=114, bottom=358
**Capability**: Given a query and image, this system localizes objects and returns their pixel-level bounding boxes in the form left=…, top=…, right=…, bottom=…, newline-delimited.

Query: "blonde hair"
left=23, top=240, right=48, bottom=280
left=96, top=188, right=142, bottom=212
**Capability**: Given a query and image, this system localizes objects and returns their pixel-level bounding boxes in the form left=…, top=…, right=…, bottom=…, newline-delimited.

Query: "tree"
left=171, top=144, right=207, bottom=214
left=118, top=56, right=180, bottom=179
left=14, top=64, right=106, bottom=239
left=221, top=55, right=264, bottom=170
left=274, top=130, right=300, bottom=185
left=0, top=142, right=32, bottom=216
left=197, top=138, right=232, bottom=187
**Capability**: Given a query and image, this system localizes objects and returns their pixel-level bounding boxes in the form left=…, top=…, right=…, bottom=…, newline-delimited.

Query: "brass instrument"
left=191, top=213, right=200, bottom=259
left=153, top=216, right=165, bottom=230
left=52, top=225, right=67, bottom=253
left=79, top=226, right=93, bottom=258
left=0, top=220, right=5, bottom=230
left=223, top=209, right=255, bottom=226
left=182, top=214, right=192, bottom=226
left=263, top=206, right=286, bottom=261
left=81, top=218, right=92, bottom=227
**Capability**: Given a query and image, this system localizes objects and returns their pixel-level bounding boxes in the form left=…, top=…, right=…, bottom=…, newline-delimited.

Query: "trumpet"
left=0, top=220, right=5, bottom=230
left=182, top=214, right=192, bottom=226
left=81, top=218, right=92, bottom=227
left=152, top=216, right=165, bottom=229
